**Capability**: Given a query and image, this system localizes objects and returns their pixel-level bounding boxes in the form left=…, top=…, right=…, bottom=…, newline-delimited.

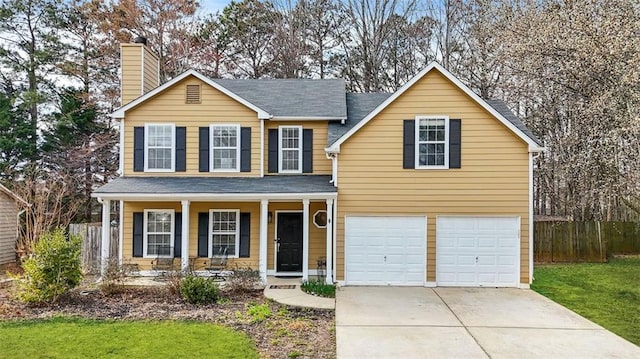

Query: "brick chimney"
left=120, top=37, right=159, bottom=105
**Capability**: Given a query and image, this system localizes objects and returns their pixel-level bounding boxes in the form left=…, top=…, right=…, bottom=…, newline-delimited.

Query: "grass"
left=0, top=317, right=259, bottom=358
left=531, top=256, right=640, bottom=345
left=300, top=279, right=336, bottom=298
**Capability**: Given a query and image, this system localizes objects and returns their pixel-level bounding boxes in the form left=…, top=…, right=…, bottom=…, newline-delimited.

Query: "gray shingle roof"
left=327, top=93, right=391, bottom=146
left=94, top=175, right=336, bottom=195
left=212, top=79, right=347, bottom=119
left=486, top=99, right=543, bottom=146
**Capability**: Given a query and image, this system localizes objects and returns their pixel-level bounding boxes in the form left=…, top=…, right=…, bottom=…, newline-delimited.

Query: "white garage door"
left=437, top=216, right=520, bottom=287
left=345, top=216, right=426, bottom=286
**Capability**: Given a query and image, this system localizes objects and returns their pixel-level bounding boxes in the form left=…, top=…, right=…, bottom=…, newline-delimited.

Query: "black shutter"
left=174, top=212, right=182, bottom=258
left=303, top=129, right=313, bottom=173
left=240, top=127, right=251, bottom=172
left=239, top=213, right=250, bottom=258
left=403, top=120, right=415, bottom=169
left=175, top=127, right=186, bottom=171
left=197, top=212, right=209, bottom=257
left=133, top=212, right=143, bottom=257
left=199, top=127, right=210, bottom=172
left=133, top=127, right=144, bottom=172
left=449, top=119, right=461, bottom=169
left=268, top=129, right=278, bottom=173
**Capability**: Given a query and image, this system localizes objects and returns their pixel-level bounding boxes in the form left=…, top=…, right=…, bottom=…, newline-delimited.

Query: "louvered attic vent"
left=186, top=84, right=201, bottom=104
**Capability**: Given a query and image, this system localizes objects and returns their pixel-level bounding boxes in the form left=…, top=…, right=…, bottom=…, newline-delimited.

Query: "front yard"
left=0, top=281, right=335, bottom=359
left=0, top=317, right=258, bottom=358
left=532, top=256, right=640, bottom=346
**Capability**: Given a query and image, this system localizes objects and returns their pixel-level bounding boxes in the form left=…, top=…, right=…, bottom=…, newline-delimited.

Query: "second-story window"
left=145, top=124, right=175, bottom=171
left=211, top=124, right=240, bottom=171
left=279, top=126, right=302, bottom=173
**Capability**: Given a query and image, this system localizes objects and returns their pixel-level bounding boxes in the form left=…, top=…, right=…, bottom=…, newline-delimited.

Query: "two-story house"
left=94, top=38, right=543, bottom=288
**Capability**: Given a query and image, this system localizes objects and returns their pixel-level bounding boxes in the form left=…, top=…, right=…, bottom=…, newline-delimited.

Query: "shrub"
left=179, top=275, right=219, bottom=304
left=300, top=279, right=336, bottom=298
left=13, top=228, right=82, bottom=304
left=100, top=259, right=132, bottom=295
left=225, top=266, right=261, bottom=294
left=164, top=270, right=184, bottom=296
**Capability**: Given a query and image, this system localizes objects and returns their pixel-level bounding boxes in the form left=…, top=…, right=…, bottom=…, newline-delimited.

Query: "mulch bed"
left=0, top=281, right=335, bottom=359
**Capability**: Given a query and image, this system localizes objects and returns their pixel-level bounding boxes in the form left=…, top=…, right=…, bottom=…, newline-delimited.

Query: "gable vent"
left=186, top=84, right=201, bottom=104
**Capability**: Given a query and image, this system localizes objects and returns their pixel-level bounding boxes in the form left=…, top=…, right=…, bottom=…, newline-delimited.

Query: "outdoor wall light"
left=268, top=212, right=273, bottom=223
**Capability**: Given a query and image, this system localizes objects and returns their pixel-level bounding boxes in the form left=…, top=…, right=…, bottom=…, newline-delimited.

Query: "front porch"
left=93, top=175, right=337, bottom=284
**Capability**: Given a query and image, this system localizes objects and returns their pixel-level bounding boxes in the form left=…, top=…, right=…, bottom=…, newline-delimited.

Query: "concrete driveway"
left=336, top=287, right=640, bottom=358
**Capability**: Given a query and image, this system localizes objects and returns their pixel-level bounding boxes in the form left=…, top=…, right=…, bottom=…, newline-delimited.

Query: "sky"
left=200, top=0, right=233, bottom=14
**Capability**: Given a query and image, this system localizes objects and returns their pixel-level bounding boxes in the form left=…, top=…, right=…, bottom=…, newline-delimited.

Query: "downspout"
left=118, top=119, right=124, bottom=175
left=260, top=119, right=264, bottom=177
left=326, top=153, right=338, bottom=187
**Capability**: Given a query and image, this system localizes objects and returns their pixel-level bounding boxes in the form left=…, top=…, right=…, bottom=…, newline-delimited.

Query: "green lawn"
left=532, top=257, right=640, bottom=345
left=0, top=317, right=259, bottom=358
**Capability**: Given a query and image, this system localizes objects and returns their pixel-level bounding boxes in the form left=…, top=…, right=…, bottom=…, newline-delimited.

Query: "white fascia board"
left=111, top=69, right=271, bottom=119
left=91, top=192, right=338, bottom=202
left=326, top=61, right=544, bottom=152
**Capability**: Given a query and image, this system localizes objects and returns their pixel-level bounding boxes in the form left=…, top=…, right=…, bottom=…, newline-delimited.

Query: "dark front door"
left=276, top=212, right=303, bottom=272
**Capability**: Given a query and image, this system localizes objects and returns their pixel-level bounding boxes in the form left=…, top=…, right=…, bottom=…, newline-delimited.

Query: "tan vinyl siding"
left=335, top=70, right=530, bottom=283
left=121, top=44, right=143, bottom=105
left=263, top=121, right=332, bottom=175
left=122, top=201, right=327, bottom=272
left=142, top=47, right=159, bottom=94
left=0, top=193, right=18, bottom=265
left=122, top=76, right=261, bottom=176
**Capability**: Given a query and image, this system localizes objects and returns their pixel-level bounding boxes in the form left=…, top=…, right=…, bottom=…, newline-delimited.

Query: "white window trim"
left=278, top=125, right=303, bottom=173
left=144, top=123, right=176, bottom=172
left=209, top=209, right=240, bottom=258
left=142, top=209, right=175, bottom=258
left=210, top=124, right=241, bottom=172
left=415, top=115, right=449, bottom=169
left=313, top=210, right=327, bottom=228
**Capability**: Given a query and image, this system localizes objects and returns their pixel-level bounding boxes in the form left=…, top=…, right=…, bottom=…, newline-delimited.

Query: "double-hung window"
left=210, top=210, right=239, bottom=257
left=145, top=124, right=175, bottom=171
left=211, top=124, right=240, bottom=171
left=279, top=126, right=302, bottom=173
left=416, top=116, right=449, bottom=168
left=144, top=210, right=174, bottom=257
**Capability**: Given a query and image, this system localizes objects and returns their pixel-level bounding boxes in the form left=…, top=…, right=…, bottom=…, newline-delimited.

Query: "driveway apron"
left=336, top=287, right=640, bottom=359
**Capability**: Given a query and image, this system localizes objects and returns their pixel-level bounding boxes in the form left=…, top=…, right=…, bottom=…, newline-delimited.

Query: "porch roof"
left=93, top=175, right=337, bottom=200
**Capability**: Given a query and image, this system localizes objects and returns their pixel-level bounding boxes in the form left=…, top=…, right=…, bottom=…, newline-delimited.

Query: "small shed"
left=0, top=184, right=27, bottom=265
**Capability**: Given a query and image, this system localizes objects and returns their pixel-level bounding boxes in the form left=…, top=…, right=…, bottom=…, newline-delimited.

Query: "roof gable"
left=326, top=62, right=544, bottom=152
left=111, top=70, right=271, bottom=119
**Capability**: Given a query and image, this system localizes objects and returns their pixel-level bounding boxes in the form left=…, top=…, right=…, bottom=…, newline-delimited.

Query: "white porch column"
left=325, top=199, right=334, bottom=284
left=100, top=199, right=110, bottom=277
left=302, top=199, right=310, bottom=281
left=181, top=200, right=190, bottom=271
left=259, top=199, right=269, bottom=283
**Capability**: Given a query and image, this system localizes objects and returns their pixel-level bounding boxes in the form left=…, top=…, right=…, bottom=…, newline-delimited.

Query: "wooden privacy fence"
left=69, top=223, right=119, bottom=274
left=534, top=221, right=640, bottom=263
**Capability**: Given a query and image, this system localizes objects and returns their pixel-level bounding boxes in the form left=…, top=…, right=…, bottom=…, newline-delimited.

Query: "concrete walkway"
left=264, top=277, right=334, bottom=310
left=336, top=287, right=640, bottom=358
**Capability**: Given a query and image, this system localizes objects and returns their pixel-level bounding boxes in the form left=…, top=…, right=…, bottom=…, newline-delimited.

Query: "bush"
left=300, top=279, right=336, bottom=298
left=100, top=259, right=132, bottom=295
left=13, top=228, right=82, bottom=304
left=164, top=270, right=184, bottom=296
left=179, top=275, right=219, bottom=304
left=225, top=266, right=261, bottom=294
